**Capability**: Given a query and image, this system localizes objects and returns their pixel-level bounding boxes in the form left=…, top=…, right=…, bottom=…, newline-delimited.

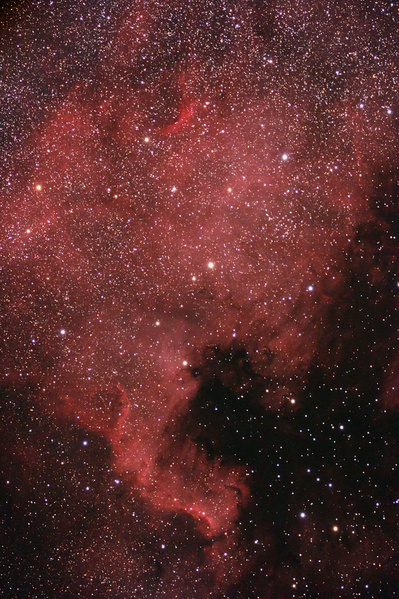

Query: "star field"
left=0, top=1, right=398, bottom=598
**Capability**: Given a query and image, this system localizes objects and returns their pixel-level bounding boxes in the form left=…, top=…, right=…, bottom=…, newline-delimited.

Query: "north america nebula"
left=0, top=1, right=398, bottom=597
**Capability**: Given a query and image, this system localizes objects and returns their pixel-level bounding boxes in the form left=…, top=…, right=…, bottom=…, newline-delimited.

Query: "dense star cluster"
left=0, top=0, right=398, bottom=597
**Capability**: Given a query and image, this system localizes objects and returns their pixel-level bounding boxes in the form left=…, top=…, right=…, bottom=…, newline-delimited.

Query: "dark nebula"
left=0, top=1, right=398, bottom=597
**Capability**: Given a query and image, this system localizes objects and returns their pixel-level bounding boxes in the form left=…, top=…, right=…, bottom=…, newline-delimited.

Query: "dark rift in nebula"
left=0, top=1, right=398, bottom=597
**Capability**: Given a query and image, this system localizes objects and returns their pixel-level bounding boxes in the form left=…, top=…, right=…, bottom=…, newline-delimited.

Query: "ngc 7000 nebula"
left=0, top=1, right=398, bottom=598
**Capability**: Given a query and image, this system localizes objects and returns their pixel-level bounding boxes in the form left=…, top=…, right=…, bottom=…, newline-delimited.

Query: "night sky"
left=0, top=1, right=398, bottom=597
